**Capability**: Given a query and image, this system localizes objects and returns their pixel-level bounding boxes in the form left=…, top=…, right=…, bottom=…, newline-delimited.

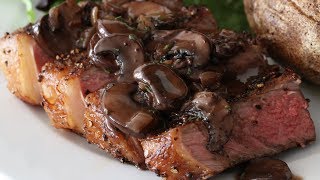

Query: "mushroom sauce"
left=26, top=0, right=257, bottom=151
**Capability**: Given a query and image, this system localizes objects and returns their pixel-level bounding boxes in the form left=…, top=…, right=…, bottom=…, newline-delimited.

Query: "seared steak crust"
left=0, top=33, right=50, bottom=105
left=142, top=122, right=230, bottom=179
left=40, top=59, right=87, bottom=134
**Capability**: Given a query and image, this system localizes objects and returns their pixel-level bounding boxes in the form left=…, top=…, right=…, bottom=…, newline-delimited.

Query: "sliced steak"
left=224, top=71, right=315, bottom=162
left=40, top=45, right=142, bottom=166
left=41, top=58, right=87, bottom=134
left=40, top=52, right=114, bottom=134
left=142, top=71, right=315, bottom=179
left=142, top=122, right=230, bottom=179
left=0, top=32, right=52, bottom=105
left=0, top=1, right=316, bottom=179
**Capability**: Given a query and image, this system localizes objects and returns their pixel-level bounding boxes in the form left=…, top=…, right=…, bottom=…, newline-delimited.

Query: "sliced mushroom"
left=122, top=1, right=176, bottom=31
left=211, top=29, right=248, bottom=59
left=28, top=0, right=87, bottom=56
left=102, top=0, right=129, bottom=7
left=102, top=83, right=158, bottom=137
left=181, top=92, right=233, bottom=152
left=90, top=33, right=145, bottom=83
left=134, top=64, right=188, bottom=111
left=100, top=0, right=131, bottom=16
left=199, top=71, right=222, bottom=89
left=76, top=27, right=96, bottom=49
left=96, top=20, right=112, bottom=38
left=171, top=30, right=211, bottom=67
left=96, top=19, right=139, bottom=38
left=149, top=30, right=211, bottom=68
left=181, top=6, right=218, bottom=34
left=149, top=0, right=183, bottom=10
left=122, top=1, right=172, bottom=19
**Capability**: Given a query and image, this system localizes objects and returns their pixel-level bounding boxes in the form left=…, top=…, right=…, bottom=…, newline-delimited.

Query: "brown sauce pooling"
left=102, top=83, right=159, bottom=138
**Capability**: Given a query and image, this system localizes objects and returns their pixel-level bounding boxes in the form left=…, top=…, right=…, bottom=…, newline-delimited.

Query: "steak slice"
left=224, top=71, right=315, bottom=162
left=40, top=52, right=115, bottom=134
left=0, top=32, right=52, bottom=105
left=40, top=59, right=87, bottom=134
left=41, top=57, right=143, bottom=166
left=37, top=40, right=143, bottom=165
left=142, top=122, right=230, bottom=179
left=142, top=71, right=316, bottom=179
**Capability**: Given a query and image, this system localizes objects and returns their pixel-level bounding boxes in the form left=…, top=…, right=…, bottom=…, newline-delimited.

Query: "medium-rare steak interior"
left=143, top=69, right=315, bottom=179
left=0, top=0, right=316, bottom=179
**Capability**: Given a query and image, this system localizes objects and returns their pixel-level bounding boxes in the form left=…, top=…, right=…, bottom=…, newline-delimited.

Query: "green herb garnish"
left=21, top=0, right=36, bottom=23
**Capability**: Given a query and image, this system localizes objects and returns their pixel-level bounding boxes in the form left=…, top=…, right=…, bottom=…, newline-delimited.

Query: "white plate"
left=0, top=1, right=319, bottom=180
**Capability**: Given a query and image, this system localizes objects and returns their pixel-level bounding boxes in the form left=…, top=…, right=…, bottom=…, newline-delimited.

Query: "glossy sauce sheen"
left=92, top=34, right=145, bottom=83
left=103, top=83, right=156, bottom=137
left=134, top=64, right=188, bottom=110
